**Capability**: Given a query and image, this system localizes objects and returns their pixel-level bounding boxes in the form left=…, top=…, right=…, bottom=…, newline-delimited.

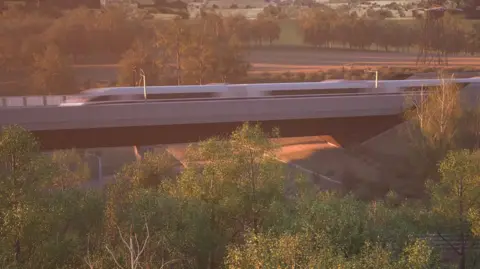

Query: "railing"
left=0, top=96, right=69, bottom=108
left=0, top=91, right=423, bottom=108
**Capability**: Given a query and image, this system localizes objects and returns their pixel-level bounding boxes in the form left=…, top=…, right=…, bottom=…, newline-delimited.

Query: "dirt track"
left=247, top=48, right=480, bottom=72
left=73, top=48, right=480, bottom=81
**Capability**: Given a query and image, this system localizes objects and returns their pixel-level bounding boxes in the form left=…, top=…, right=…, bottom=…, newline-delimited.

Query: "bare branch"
left=84, top=236, right=96, bottom=269
left=117, top=225, right=132, bottom=252
left=133, top=223, right=151, bottom=267
left=105, top=245, right=126, bottom=269
left=160, top=259, right=181, bottom=269
left=436, top=232, right=462, bottom=256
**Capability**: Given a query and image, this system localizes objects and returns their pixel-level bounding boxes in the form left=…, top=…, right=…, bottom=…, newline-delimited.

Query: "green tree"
left=43, top=7, right=94, bottom=61
left=117, top=39, right=166, bottom=86
left=255, top=18, right=281, bottom=45
left=298, top=8, right=339, bottom=48
left=30, top=44, right=76, bottom=94
left=50, top=149, right=90, bottom=191
left=162, top=123, right=286, bottom=267
left=223, top=15, right=253, bottom=46
left=226, top=199, right=440, bottom=268
left=0, top=9, right=52, bottom=76
left=0, top=125, right=105, bottom=269
left=95, top=7, right=144, bottom=57
left=180, top=13, right=250, bottom=84
left=156, top=20, right=191, bottom=85
left=118, top=151, right=178, bottom=189
left=428, top=150, right=480, bottom=269
left=0, top=125, right=49, bottom=266
left=406, top=77, right=461, bottom=179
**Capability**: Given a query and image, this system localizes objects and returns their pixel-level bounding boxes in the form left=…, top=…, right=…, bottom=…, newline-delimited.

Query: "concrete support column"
left=84, top=150, right=103, bottom=181
left=133, top=145, right=154, bottom=161
left=91, top=151, right=103, bottom=181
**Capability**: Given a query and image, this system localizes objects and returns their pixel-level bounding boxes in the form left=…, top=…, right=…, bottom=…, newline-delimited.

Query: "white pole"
left=140, top=69, right=146, bottom=101
left=365, top=69, right=379, bottom=89
left=143, top=75, right=146, bottom=100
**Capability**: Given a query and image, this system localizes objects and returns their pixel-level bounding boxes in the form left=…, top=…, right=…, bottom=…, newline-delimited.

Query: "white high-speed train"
left=59, top=78, right=480, bottom=106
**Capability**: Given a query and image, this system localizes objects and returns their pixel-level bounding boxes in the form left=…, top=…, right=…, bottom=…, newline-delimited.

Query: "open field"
left=247, top=48, right=480, bottom=69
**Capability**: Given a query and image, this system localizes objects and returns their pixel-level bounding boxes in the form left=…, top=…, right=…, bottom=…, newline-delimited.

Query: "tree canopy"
left=1, top=121, right=479, bottom=268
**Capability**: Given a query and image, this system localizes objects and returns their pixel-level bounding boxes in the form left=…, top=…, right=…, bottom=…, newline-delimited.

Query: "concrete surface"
left=0, top=93, right=415, bottom=131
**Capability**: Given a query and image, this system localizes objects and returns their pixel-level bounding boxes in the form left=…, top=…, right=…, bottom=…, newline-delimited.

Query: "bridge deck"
left=0, top=94, right=413, bottom=131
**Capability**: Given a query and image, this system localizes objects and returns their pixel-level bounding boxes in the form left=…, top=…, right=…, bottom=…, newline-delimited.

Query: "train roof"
left=79, top=77, right=480, bottom=96
left=381, top=77, right=480, bottom=87
left=244, top=80, right=373, bottom=90
left=80, top=84, right=229, bottom=96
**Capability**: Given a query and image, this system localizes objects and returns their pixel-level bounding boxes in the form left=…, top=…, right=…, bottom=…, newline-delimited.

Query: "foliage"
left=157, top=13, right=251, bottom=85
left=2, top=122, right=480, bottom=268
left=407, top=77, right=460, bottom=167
left=225, top=209, right=440, bottom=268
left=50, top=149, right=90, bottom=190
left=426, top=150, right=480, bottom=268
left=297, top=7, right=480, bottom=54
left=117, top=151, right=178, bottom=189
left=30, top=43, right=76, bottom=94
left=0, top=125, right=104, bottom=268
left=405, top=74, right=480, bottom=187
left=117, top=39, right=168, bottom=86
left=429, top=150, right=480, bottom=229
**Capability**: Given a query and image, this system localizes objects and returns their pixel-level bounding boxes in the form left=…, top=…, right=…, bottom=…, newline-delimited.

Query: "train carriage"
left=59, top=77, right=480, bottom=106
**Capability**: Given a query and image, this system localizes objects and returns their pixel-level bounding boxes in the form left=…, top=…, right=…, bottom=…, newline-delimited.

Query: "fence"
left=0, top=95, right=69, bottom=108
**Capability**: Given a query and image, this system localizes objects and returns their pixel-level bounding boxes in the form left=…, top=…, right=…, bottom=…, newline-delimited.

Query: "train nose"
left=58, top=96, right=88, bottom=107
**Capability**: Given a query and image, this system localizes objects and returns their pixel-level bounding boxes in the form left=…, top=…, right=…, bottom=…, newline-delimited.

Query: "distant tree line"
left=2, top=4, right=480, bottom=95
left=0, top=7, right=283, bottom=94
left=298, top=7, right=480, bottom=55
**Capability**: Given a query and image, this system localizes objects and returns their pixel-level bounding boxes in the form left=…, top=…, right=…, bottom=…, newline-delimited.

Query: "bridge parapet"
left=0, top=96, right=68, bottom=108
left=0, top=94, right=418, bottom=131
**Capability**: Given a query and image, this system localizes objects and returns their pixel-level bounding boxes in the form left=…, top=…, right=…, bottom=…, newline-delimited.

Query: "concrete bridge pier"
left=133, top=145, right=155, bottom=161
left=85, top=150, right=103, bottom=181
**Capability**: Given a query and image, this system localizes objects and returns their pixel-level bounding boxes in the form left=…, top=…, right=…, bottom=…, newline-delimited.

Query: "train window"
left=89, top=95, right=112, bottom=102
left=268, top=88, right=365, bottom=96
left=402, top=83, right=469, bottom=92
left=147, top=92, right=217, bottom=100
left=402, top=86, right=438, bottom=92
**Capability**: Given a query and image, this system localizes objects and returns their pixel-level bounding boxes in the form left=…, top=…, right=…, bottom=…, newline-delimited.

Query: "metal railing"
left=0, top=95, right=69, bottom=108
left=0, top=90, right=426, bottom=109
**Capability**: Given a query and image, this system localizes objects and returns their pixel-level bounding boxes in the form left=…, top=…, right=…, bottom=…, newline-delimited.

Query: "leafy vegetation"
left=297, top=7, right=480, bottom=54
left=2, top=114, right=480, bottom=268
left=3, top=3, right=480, bottom=268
